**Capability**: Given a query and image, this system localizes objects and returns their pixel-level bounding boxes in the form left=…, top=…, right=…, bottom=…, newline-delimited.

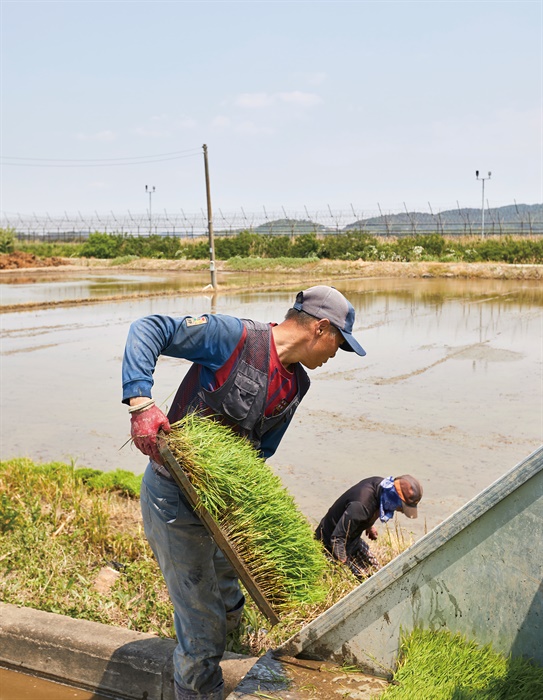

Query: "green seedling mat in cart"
left=158, top=437, right=281, bottom=625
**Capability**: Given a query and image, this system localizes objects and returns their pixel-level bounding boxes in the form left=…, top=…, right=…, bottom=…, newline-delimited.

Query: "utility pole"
left=203, top=144, right=217, bottom=290
left=475, top=171, right=491, bottom=238
left=145, top=185, right=155, bottom=235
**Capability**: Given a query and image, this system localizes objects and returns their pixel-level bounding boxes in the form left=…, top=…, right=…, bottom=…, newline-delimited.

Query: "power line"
left=1, top=155, right=199, bottom=168
left=2, top=147, right=201, bottom=161
left=1, top=148, right=201, bottom=167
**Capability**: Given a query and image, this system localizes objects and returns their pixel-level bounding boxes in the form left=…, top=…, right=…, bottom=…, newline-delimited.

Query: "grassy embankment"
left=2, top=229, right=543, bottom=266
left=0, top=457, right=409, bottom=655
left=3, top=458, right=541, bottom=696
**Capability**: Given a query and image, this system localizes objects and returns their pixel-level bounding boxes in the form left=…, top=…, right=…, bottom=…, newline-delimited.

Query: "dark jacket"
left=315, top=476, right=383, bottom=559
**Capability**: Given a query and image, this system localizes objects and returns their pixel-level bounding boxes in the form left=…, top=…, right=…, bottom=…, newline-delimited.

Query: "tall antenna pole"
left=203, top=144, right=217, bottom=290
left=475, top=170, right=491, bottom=238
left=145, top=185, right=155, bottom=235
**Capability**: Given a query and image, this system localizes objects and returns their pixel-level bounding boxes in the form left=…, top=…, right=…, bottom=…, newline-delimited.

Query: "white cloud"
left=307, top=72, right=327, bottom=86
left=131, top=126, right=172, bottom=138
left=430, top=107, right=540, bottom=156
left=212, top=115, right=231, bottom=128
left=277, top=91, right=323, bottom=107
left=235, top=120, right=274, bottom=135
left=131, top=114, right=196, bottom=136
left=211, top=115, right=272, bottom=134
left=175, top=117, right=197, bottom=129
left=75, top=130, right=116, bottom=142
left=235, top=90, right=322, bottom=109
left=293, top=71, right=327, bottom=86
left=236, top=92, right=276, bottom=108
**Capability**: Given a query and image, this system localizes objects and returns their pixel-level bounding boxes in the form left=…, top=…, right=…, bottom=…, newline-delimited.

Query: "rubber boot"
left=174, top=680, right=224, bottom=700
left=226, top=595, right=245, bottom=635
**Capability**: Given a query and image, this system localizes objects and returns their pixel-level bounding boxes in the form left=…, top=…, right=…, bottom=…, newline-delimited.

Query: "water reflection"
left=2, top=270, right=542, bottom=309
left=0, top=270, right=213, bottom=305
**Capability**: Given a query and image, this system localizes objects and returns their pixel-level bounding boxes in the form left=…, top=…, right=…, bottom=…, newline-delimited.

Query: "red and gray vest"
left=167, top=319, right=310, bottom=452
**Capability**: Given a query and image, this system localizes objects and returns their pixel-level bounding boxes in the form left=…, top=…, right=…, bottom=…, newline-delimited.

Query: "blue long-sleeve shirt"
left=122, top=313, right=293, bottom=457
left=122, top=313, right=244, bottom=399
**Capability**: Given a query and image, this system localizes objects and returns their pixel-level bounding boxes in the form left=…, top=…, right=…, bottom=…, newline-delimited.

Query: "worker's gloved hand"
left=352, top=539, right=379, bottom=569
left=130, top=405, right=171, bottom=465
left=365, top=527, right=378, bottom=541
left=347, top=538, right=380, bottom=580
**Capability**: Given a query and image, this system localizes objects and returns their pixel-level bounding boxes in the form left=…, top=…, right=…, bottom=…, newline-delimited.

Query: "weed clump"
left=74, top=467, right=142, bottom=497
left=0, top=458, right=174, bottom=636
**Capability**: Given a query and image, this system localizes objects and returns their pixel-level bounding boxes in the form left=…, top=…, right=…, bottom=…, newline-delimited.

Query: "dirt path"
left=2, top=252, right=543, bottom=278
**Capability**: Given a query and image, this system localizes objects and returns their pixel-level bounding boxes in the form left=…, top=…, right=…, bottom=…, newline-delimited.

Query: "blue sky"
left=1, top=0, right=541, bottom=218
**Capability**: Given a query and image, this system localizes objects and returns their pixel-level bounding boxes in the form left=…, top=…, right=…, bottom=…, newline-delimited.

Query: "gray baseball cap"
left=293, top=285, right=366, bottom=356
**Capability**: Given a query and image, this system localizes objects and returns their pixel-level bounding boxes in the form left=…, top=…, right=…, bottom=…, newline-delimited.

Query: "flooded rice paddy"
left=1, top=271, right=541, bottom=541
left=0, top=267, right=268, bottom=306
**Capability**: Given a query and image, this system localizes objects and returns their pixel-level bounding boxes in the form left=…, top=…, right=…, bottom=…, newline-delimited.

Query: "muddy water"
left=0, top=268, right=256, bottom=305
left=1, top=276, right=541, bottom=541
left=0, top=667, right=110, bottom=699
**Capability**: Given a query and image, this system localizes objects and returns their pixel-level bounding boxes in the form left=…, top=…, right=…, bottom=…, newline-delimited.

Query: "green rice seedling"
left=165, top=415, right=330, bottom=612
left=380, top=628, right=543, bottom=699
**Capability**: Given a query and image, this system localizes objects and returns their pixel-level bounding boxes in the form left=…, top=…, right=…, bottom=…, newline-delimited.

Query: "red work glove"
left=130, top=404, right=171, bottom=465
left=365, top=527, right=378, bottom=541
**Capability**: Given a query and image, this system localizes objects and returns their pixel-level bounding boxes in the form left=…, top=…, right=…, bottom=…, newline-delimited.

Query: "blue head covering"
left=379, top=476, right=402, bottom=522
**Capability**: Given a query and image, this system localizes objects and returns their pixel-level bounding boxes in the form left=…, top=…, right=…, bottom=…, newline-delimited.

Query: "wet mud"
left=255, top=656, right=389, bottom=699
left=1, top=275, right=541, bottom=544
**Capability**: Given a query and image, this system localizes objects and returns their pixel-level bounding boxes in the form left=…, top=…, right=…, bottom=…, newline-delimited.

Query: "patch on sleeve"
left=185, top=315, right=208, bottom=327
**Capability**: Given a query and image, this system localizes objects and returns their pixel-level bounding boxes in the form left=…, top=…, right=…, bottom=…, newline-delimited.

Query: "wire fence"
left=2, top=204, right=542, bottom=240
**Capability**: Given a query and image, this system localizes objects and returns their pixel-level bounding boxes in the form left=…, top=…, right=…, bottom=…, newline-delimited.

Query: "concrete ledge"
left=0, top=602, right=176, bottom=699
left=0, top=602, right=257, bottom=699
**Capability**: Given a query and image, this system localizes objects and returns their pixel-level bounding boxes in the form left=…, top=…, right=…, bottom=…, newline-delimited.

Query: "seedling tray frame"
left=158, top=438, right=281, bottom=626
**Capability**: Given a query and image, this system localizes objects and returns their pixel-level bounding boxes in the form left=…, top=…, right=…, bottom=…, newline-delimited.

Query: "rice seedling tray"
left=158, top=437, right=281, bottom=625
